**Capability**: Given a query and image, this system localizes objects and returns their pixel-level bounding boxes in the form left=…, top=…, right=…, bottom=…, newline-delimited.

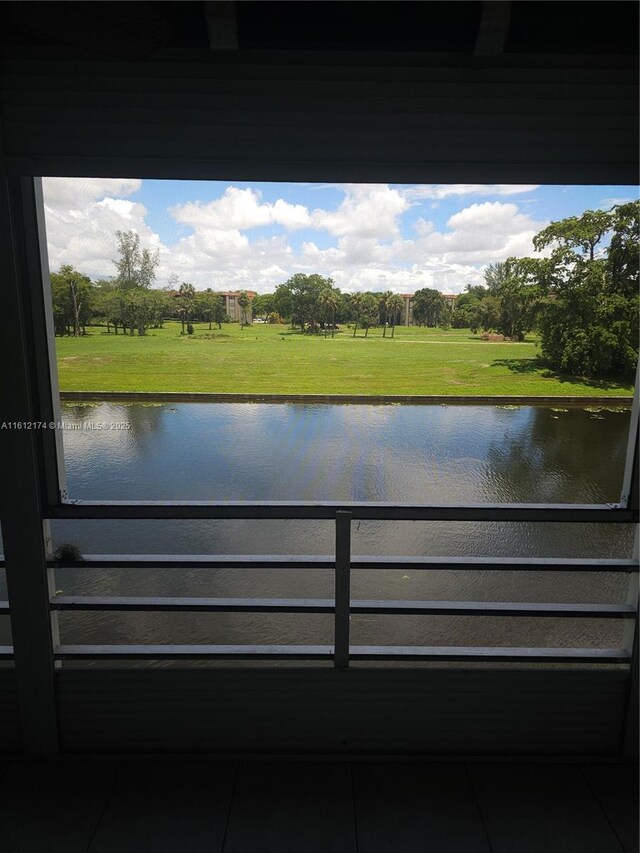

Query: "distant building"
left=166, top=289, right=256, bottom=323
left=400, top=292, right=456, bottom=325
left=220, top=291, right=256, bottom=323
left=401, top=294, right=414, bottom=326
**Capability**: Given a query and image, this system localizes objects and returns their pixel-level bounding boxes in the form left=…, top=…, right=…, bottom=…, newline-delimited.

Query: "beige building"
left=401, top=292, right=457, bottom=326
left=221, top=291, right=256, bottom=323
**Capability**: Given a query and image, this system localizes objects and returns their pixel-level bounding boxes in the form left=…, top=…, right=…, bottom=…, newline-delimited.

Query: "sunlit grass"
left=55, top=322, right=633, bottom=396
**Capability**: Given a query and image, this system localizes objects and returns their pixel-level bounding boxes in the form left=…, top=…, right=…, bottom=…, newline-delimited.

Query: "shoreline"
left=59, top=391, right=633, bottom=406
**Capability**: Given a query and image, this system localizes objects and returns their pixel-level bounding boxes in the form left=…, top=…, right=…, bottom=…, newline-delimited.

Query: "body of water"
left=18, top=401, right=634, bottom=655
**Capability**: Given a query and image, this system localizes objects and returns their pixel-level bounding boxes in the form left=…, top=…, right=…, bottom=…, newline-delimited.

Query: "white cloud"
left=312, top=184, right=409, bottom=239
left=395, top=202, right=547, bottom=269
left=170, top=187, right=311, bottom=232
left=599, top=196, right=636, bottom=209
left=404, top=184, right=539, bottom=201
left=42, top=177, right=141, bottom=207
left=41, top=179, right=548, bottom=295
left=42, top=180, right=162, bottom=279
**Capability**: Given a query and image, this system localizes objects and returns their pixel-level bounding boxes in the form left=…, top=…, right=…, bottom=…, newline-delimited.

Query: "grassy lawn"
left=55, top=322, right=634, bottom=397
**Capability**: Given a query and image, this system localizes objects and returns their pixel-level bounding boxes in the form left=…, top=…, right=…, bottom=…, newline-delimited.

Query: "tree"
left=273, top=283, right=293, bottom=324
left=148, top=290, right=171, bottom=329
left=123, top=289, right=154, bottom=336
left=113, top=230, right=159, bottom=289
left=411, top=288, right=446, bottom=327
left=360, top=293, right=379, bottom=338
left=200, top=290, right=225, bottom=329
left=318, top=287, right=341, bottom=337
left=472, top=295, right=501, bottom=334
left=482, top=259, right=543, bottom=340
left=607, top=201, right=640, bottom=298
left=452, top=288, right=484, bottom=328
left=278, top=273, right=333, bottom=332
left=237, top=290, right=251, bottom=327
left=50, top=265, right=94, bottom=336
left=386, top=294, right=404, bottom=338
left=350, top=292, right=363, bottom=337
left=535, top=202, right=639, bottom=376
left=377, top=291, right=393, bottom=336
left=101, top=289, right=126, bottom=335
left=252, top=293, right=275, bottom=321
left=533, top=209, right=613, bottom=262
left=177, top=282, right=196, bottom=334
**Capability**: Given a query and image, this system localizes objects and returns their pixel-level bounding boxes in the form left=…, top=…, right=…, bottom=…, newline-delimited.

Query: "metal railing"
left=2, top=510, right=636, bottom=666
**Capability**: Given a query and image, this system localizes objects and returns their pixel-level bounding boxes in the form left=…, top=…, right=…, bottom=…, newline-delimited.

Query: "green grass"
left=55, top=322, right=634, bottom=397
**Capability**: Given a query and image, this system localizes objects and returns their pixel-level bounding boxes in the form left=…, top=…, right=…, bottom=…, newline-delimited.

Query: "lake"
left=5, top=401, right=636, bottom=655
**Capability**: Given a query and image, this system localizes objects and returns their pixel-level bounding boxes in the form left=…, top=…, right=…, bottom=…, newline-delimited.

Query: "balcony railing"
left=1, top=510, right=637, bottom=666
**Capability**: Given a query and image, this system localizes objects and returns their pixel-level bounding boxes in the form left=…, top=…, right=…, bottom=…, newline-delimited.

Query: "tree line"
left=453, top=201, right=639, bottom=376
left=51, top=231, right=236, bottom=337
left=50, top=201, right=639, bottom=378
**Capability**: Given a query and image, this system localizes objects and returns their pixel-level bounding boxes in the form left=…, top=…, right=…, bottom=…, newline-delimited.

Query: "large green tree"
left=200, top=290, right=225, bottom=329
left=273, top=283, right=293, bottom=324
left=536, top=202, right=639, bottom=376
left=452, top=286, right=485, bottom=328
left=483, top=259, right=544, bottom=341
left=359, top=293, right=379, bottom=338
left=533, top=209, right=613, bottom=262
left=277, top=273, right=334, bottom=332
left=50, top=265, right=94, bottom=336
left=252, top=293, right=275, bottom=322
left=411, top=288, right=446, bottom=327
left=113, top=230, right=159, bottom=289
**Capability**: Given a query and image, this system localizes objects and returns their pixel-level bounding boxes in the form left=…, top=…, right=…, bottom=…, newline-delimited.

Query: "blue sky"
left=41, top=179, right=638, bottom=295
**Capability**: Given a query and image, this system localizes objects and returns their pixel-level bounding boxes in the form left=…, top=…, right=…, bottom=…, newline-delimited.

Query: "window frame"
left=18, top=175, right=638, bottom=524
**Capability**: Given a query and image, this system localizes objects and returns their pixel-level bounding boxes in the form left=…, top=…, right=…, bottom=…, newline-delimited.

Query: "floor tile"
left=470, top=763, right=626, bottom=853
left=88, top=761, right=237, bottom=853
left=0, top=760, right=117, bottom=853
left=580, top=763, right=639, bottom=853
left=223, top=761, right=357, bottom=853
left=354, top=762, right=492, bottom=852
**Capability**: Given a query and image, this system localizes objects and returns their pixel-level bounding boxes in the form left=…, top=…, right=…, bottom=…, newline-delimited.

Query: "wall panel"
left=57, top=668, right=629, bottom=756
left=1, top=51, right=637, bottom=182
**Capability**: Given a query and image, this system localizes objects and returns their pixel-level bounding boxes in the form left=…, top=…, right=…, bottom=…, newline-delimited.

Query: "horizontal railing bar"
left=49, top=595, right=638, bottom=619
left=353, top=601, right=637, bottom=618
left=53, top=643, right=630, bottom=663
left=55, top=644, right=333, bottom=660
left=49, top=555, right=337, bottom=570
left=52, top=596, right=335, bottom=613
left=0, top=646, right=14, bottom=659
left=46, top=555, right=639, bottom=573
left=47, top=500, right=637, bottom=523
left=350, top=646, right=631, bottom=662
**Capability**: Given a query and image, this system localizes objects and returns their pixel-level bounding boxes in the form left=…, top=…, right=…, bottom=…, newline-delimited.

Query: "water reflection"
left=60, top=402, right=630, bottom=504
left=51, top=402, right=633, bottom=651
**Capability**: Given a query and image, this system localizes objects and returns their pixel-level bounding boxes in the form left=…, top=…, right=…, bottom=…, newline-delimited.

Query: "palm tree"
left=351, top=293, right=363, bottom=337
left=318, top=288, right=340, bottom=338
left=379, top=291, right=393, bottom=337
left=178, top=281, right=196, bottom=334
left=238, top=290, right=250, bottom=327
left=386, top=294, right=405, bottom=338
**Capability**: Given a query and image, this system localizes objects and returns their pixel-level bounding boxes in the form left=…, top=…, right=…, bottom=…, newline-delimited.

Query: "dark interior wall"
left=0, top=2, right=637, bottom=758
left=0, top=2, right=637, bottom=183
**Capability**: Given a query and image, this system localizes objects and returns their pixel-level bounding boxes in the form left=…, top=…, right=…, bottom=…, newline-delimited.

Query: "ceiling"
left=0, top=1, right=637, bottom=61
